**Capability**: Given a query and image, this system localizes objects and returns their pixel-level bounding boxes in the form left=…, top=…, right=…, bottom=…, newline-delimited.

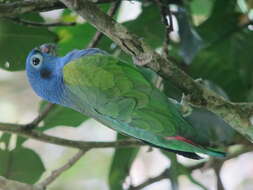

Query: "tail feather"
left=141, top=140, right=203, bottom=160
left=141, top=136, right=226, bottom=159
left=205, top=148, right=226, bottom=158
left=164, top=136, right=226, bottom=158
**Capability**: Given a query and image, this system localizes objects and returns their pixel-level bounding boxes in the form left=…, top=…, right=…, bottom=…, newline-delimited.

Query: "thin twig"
left=87, top=0, right=121, bottom=48
left=213, top=162, right=225, bottom=190
left=25, top=103, right=55, bottom=129
left=87, top=30, right=104, bottom=48
left=129, top=169, right=169, bottom=190
left=5, top=17, right=76, bottom=27
left=187, top=175, right=208, bottom=190
left=38, top=149, right=89, bottom=188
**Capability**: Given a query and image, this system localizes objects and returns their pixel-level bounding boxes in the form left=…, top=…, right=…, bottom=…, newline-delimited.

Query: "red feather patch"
left=165, top=136, right=198, bottom=146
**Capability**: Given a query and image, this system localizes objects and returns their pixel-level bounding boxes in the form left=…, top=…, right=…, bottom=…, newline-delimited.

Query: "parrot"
left=25, top=44, right=226, bottom=160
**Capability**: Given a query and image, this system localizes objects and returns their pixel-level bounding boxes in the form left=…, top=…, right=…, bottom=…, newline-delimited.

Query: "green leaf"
left=0, top=134, right=28, bottom=152
left=0, top=147, right=45, bottom=184
left=197, top=0, right=239, bottom=44
left=54, top=23, right=97, bottom=55
left=161, top=151, right=180, bottom=189
left=108, top=134, right=139, bottom=190
left=189, top=0, right=253, bottom=101
left=39, top=101, right=89, bottom=131
left=0, top=13, right=57, bottom=71
left=0, top=133, right=11, bottom=147
left=189, top=0, right=215, bottom=16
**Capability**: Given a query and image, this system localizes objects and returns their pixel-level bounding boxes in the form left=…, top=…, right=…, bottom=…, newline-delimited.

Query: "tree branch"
left=0, top=0, right=63, bottom=17
left=87, top=0, right=121, bottom=48
left=38, top=149, right=88, bottom=188
left=59, top=0, right=253, bottom=142
left=128, top=169, right=169, bottom=190
left=213, top=162, right=225, bottom=190
left=25, top=103, right=55, bottom=129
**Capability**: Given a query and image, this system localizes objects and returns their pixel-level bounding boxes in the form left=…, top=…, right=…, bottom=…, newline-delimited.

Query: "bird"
left=25, top=43, right=226, bottom=160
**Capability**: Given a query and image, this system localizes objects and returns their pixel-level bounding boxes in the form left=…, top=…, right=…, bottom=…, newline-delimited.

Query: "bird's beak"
left=39, top=43, right=57, bottom=56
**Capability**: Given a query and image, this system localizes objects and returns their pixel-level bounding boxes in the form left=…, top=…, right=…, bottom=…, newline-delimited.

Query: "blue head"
left=26, top=44, right=106, bottom=105
left=26, top=47, right=66, bottom=104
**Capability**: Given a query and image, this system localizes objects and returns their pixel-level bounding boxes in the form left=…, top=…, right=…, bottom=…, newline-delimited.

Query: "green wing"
left=63, top=54, right=225, bottom=157
left=63, top=54, right=152, bottom=119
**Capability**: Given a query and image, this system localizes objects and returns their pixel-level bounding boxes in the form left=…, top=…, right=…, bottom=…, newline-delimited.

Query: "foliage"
left=0, top=134, right=45, bottom=184
left=0, top=13, right=57, bottom=71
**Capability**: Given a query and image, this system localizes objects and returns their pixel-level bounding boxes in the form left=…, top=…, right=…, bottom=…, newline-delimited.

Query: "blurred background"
left=1, top=0, right=253, bottom=190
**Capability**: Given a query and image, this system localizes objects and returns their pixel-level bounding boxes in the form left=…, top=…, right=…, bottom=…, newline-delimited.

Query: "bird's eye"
left=30, top=53, right=43, bottom=68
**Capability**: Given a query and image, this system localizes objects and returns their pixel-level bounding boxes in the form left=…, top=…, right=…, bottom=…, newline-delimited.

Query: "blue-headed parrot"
left=25, top=44, right=226, bottom=159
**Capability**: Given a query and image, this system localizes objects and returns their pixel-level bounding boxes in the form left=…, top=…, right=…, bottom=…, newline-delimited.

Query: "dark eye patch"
left=40, top=68, right=52, bottom=79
